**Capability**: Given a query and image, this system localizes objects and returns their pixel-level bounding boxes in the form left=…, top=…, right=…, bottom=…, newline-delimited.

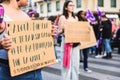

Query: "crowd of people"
left=0, top=0, right=120, bottom=80
left=47, top=1, right=120, bottom=80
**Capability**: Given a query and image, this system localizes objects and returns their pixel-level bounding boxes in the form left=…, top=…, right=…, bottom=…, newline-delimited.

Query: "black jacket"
left=101, top=20, right=112, bottom=39
left=116, top=28, right=120, bottom=40
left=90, top=22, right=100, bottom=40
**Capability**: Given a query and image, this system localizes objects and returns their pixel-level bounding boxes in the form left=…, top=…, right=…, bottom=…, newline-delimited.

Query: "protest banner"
left=64, top=21, right=90, bottom=43
left=80, top=27, right=97, bottom=49
left=6, top=20, right=56, bottom=76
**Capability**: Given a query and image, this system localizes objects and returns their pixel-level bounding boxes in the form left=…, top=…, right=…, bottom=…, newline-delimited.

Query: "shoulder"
left=59, top=15, right=66, bottom=21
left=21, top=11, right=31, bottom=20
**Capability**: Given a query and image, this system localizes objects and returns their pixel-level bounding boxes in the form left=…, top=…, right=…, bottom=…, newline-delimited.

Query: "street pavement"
left=42, top=47, right=120, bottom=80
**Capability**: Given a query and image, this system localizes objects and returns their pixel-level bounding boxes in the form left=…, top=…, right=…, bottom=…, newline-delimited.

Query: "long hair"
left=76, top=10, right=87, bottom=21
left=63, top=0, right=75, bottom=19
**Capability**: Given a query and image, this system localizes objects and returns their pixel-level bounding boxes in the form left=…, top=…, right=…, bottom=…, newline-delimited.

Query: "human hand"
left=91, top=21, right=97, bottom=24
left=113, top=34, right=116, bottom=38
left=0, top=34, right=12, bottom=50
left=0, top=21, right=6, bottom=33
left=51, top=25, right=57, bottom=38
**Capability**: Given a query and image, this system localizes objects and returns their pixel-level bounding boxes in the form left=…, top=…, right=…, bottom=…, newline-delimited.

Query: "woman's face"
left=81, top=12, right=86, bottom=19
left=66, top=2, right=74, bottom=13
left=18, top=0, right=28, bottom=7
left=31, top=13, right=35, bottom=20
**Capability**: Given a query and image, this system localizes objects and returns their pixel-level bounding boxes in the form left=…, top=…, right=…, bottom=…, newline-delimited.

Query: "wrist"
left=0, top=22, right=6, bottom=34
left=58, top=29, right=64, bottom=34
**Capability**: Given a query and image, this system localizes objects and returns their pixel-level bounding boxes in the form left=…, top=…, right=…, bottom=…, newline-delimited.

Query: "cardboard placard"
left=65, top=21, right=90, bottom=43
left=6, top=20, right=56, bottom=76
left=80, top=27, right=97, bottom=49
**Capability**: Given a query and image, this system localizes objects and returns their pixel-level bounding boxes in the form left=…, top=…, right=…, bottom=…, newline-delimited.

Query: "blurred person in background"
left=77, top=10, right=92, bottom=73
left=27, top=9, right=37, bottom=20
left=116, top=22, right=120, bottom=54
left=90, top=13, right=103, bottom=58
left=34, top=13, right=40, bottom=20
left=101, top=15, right=112, bottom=59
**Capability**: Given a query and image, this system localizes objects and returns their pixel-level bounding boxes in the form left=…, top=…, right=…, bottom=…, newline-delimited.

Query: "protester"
left=101, top=15, right=112, bottom=59
left=0, top=0, right=56, bottom=80
left=76, top=10, right=92, bottom=73
left=48, top=15, right=60, bottom=62
left=90, top=13, right=103, bottom=58
left=58, top=1, right=80, bottom=80
left=27, top=9, right=37, bottom=20
left=116, top=22, right=120, bottom=54
left=34, top=13, right=40, bottom=20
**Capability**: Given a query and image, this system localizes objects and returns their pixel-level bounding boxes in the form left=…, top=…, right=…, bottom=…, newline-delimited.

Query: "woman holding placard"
left=77, top=10, right=92, bottom=73
left=0, top=0, right=56, bottom=80
left=0, top=0, right=43, bottom=80
left=58, top=1, right=80, bottom=80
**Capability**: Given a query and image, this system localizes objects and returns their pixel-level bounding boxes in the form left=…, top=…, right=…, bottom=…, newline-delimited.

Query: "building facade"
left=34, top=0, right=120, bottom=20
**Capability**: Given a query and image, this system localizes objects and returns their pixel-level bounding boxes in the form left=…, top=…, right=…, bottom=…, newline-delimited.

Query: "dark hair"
left=48, top=16, right=56, bottom=24
left=27, top=9, right=37, bottom=17
left=93, top=13, right=99, bottom=21
left=0, top=0, right=7, bottom=3
left=101, top=15, right=107, bottom=18
left=34, top=13, right=39, bottom=18
left=63, top=0, right=75, bottom=19
left=76, top=10, right=87, bottom=21
left=16, top=0, right=19, bottom=2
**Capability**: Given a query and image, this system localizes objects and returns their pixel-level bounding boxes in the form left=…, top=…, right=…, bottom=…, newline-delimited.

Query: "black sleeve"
left=116, top=29, right=120, bottom=39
